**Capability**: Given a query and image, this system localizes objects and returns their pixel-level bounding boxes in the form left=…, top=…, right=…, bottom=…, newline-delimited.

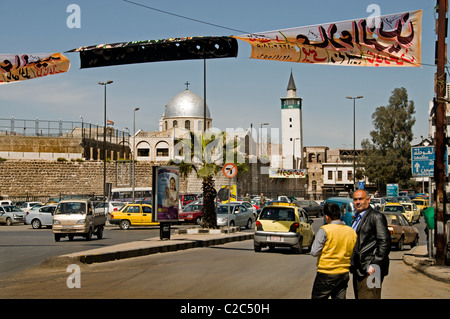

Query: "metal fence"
left=0, top=117, right=130, bottom=143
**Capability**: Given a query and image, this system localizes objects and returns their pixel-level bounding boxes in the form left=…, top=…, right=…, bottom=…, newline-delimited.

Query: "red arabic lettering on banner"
left=233, top=10, right=422, bottom=67
left=0, top=53, right=70, bottom=84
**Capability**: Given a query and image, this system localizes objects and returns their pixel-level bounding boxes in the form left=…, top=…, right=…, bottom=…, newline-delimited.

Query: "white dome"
left=163, top=90, right=211, bottom=119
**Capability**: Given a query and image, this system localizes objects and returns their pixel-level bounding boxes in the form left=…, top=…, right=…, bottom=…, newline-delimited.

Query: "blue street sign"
left=412, top=146, right=435, bottom=177
left=411, top=146, right=447, bottom=177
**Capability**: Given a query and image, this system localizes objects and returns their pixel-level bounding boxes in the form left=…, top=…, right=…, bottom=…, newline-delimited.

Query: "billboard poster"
left=152, top=166, right=180, bottom=222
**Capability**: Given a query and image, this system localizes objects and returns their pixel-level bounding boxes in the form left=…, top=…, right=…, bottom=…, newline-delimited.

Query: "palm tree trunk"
left=201, top=175, right=217, bottom=228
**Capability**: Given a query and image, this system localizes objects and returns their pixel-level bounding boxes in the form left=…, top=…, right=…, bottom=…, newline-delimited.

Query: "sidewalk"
left=402, top=245, right=450, bottom=284
left=41, top=227, right=254, bottom=267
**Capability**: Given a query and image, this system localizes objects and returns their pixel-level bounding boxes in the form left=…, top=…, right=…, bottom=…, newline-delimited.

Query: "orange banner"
left=233, top=10, right=422, bottom=67
left=0, top=53, right=70, bottom=84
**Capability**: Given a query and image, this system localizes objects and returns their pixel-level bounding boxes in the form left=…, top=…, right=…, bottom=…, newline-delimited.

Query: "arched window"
left=185, top=120, right=191, bottom=130
left=173, top=120, right=178, bottom=128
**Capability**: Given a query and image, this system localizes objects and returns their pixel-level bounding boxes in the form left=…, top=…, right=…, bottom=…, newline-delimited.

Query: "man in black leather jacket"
left=350, top=189, right=391, bottom=299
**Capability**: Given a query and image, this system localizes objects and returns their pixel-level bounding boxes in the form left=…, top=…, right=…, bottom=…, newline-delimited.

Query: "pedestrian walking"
left=260, top=193, right=266, bottom=206
left=350, top=189, right=391, bottom=299
left=311, top=202, right=357, bottom=299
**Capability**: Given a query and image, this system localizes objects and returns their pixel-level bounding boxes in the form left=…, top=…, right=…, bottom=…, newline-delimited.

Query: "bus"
left=111, top=187, right=152, bottom=203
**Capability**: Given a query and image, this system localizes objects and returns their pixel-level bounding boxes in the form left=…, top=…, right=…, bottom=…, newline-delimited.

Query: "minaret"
left=280, top=71, right=303, bottom=169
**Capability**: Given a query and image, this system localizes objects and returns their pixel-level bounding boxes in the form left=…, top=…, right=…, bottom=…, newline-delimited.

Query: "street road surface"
left=1, top=236, right=449, bottom=299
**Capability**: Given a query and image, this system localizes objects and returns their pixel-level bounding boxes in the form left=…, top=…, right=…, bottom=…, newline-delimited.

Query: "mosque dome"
left=163, top=89, right=211, bottom=119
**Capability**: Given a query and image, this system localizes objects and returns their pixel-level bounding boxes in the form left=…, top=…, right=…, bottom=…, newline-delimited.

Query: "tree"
left=168, top=130, right=248, bottom=228
left=359, top=87, right=416, bottom=189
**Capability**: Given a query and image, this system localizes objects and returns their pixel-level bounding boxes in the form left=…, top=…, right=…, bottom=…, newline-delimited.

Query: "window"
left=157, top=148, right=169, bottom=157
left=137, top=148, right=150, bottom=157
left=173, top=120, right=178, bottom=128
left=185, top=120, right=191, bottom=130
left=348, top=171, right=353, bottom=181
left=328, top=171, right=333, bottom=180
left=337, top=171, right=342, bottom=181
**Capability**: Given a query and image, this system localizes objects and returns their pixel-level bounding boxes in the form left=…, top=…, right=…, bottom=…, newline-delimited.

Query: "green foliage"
left=360, top=88, right=416, bottom=189
left=168, top=131, right=249, bottom=228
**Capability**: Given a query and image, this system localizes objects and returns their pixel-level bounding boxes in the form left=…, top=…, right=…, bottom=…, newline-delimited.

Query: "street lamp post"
left=132, top=107, right=140, bottom=203
left=346, top=96, right=363, bottom=191
left=98, top=80, right=113, bottom=201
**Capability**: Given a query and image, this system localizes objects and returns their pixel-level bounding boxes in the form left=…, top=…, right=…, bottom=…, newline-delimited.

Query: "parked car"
left=400, top=202, right=420, bottom=224
left=254, top=202, right=314, bottom=254
left=383, top=212, right=419, bottom=250
left=25, top=205, right=56, bottom=229
left=94, top=201, right=125, bottom=220
left=216, top=203, right=254, bottom=229
left=179, top=203, right=203, bottom=225
left=0, top=205, right=26, bottom=225
left=19, top=201, right=43, bottom=212
left=293, top=200, right=323, bottom=217
left=179, top=194, right=198, bottom=207
left=110, top=204, right=159, bottom=230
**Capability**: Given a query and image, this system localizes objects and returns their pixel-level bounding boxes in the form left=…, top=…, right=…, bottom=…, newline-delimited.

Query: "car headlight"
left=77, top=219, right=86, bottom=224
left=53, top=220, right=61, bottom=225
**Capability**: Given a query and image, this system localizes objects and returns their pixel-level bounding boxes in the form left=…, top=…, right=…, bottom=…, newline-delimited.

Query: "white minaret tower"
left=281, top=71, right=302, bottom=169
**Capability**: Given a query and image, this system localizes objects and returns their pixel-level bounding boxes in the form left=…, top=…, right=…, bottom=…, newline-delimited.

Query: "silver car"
left=216, top=203, right=254, bottom=229
left=25, top=205, right=56, bottom=229
left=0, top=205, right=26, bottom=226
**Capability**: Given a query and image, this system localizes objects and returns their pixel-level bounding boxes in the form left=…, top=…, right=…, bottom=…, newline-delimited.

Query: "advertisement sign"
left=218, top=185, right=237, bottom=204
left=386, top=183, right=399, bottom=197
left=152, top=166, right=180, bottom=223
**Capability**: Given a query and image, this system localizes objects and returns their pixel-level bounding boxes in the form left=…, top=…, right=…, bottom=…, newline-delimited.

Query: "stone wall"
left=0, top=159, right=236, bottom=200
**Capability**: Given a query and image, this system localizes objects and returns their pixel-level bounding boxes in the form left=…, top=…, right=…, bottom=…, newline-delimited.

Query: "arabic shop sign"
left=269, top=168, right=306, bottom=178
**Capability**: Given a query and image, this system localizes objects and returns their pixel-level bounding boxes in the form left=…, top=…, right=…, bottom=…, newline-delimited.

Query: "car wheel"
left=195, top=217, right=202, bottom=226
left=229, top=220, right=235, bottom=227
left=397, top=236, right=404, bottom=251
left=85, top=228, right=92, bottom=241
left=97, top=226, right=104, bottom=239
left=68, top=234, right=74, bottom=241
left=5, top=217, right=12, bottom=226
left=254, top=243, right=262, bottom=252
left=292, top=237, right=303, bottom=254
left=411, top=235, right=419, bottom=248
left=54, top=234, right=61, bottom=242
left=119, top=220, right=131, bottom=230
left=31, top=219, right=42, bottom=229
left=246, top=218, right=252, bottom=229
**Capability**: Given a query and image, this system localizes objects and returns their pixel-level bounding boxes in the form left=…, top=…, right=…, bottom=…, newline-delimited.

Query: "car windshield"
left=259, top=207, right=295, bottom=221
left=55, top=202, right=86, bottom=215
left=384, top=205, right=405, bottom=213
left=3, top=206, right=22, bottom=212
left=184, top=205, right=202, bottom=212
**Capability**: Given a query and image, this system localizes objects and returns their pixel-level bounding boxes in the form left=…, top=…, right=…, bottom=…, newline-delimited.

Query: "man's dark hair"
left=324, top=202, right=341, bottom=220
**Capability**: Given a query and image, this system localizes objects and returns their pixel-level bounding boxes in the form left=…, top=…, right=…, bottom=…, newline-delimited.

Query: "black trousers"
left=311, top=272, right=350, bottom=299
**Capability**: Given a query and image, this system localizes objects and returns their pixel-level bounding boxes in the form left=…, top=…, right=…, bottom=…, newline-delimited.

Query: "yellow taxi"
left=110, top=204, right=159, bottom=229
left=400, top=202, right=421, bottom=224
left=412, top=198, right=428, bottom=214
left=254, top=202, right=314, bottom=254
left=382, top=202, right=417, bottom=224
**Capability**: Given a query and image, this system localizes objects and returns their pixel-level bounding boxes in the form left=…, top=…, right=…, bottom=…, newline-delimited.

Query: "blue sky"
left=0, top=0, right=441, bottom=148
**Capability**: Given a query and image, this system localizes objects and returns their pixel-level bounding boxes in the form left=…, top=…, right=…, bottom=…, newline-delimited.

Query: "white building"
left=280, top=71, right=303, bottom=169
left=134, top=86, right=212, bottom=162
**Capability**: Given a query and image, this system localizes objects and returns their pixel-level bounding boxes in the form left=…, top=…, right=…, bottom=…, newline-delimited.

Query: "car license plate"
left=269, top=236, right=283, bottom=242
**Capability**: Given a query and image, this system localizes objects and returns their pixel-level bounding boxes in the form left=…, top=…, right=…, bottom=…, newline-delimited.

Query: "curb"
left=40, top=232, right=254, bottom=268
left=402, top=246, right=450, bottom=284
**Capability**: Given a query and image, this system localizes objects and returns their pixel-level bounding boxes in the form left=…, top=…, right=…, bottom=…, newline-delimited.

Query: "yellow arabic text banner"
left=233, top=10, right=422, bottom=67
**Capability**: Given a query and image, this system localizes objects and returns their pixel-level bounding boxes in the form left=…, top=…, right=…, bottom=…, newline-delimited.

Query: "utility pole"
left=434, top=0, right=448, bottom=266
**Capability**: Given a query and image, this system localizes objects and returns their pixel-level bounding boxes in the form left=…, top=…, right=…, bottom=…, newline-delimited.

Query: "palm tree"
left=168, top=130, right=248, bottom=228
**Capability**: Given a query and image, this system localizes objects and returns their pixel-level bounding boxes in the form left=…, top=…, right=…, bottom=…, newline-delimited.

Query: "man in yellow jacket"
left=311, top=202, right=357, bottom=299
